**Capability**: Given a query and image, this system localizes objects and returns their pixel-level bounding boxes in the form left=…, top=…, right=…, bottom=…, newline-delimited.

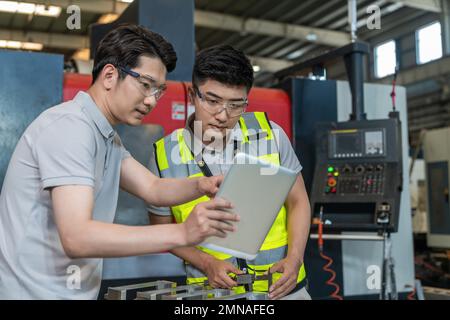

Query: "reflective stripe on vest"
left=153, top=112, right=306, bottom=288
left=177, top=129, right=194, bottom=163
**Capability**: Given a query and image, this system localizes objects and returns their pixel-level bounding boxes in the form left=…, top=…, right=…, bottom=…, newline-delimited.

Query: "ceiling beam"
left=10, top=1, right=351, bottom=47
left=0, top=29, right=293, bottom=72
left=388, top=0, right=442, bottom=12
left=376, top=56, right=450, bottom=85
left=195, top=10, right=350, bottom=47
left=248, top=56, right=294, bottom=73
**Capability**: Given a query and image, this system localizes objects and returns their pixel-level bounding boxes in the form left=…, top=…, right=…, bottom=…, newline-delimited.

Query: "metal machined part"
left=104, top=280, right=176, bottom=300
left=246, top=292, right=269, bottom=300
left=161, top=291, right=208, bottom=300
left=208, top=292, right=269, bottom=300
left=235, top=274, right=254, bottom=285
left=136, top=284, right=203, bottom=300
left=162, top=288, right=232, bottom=300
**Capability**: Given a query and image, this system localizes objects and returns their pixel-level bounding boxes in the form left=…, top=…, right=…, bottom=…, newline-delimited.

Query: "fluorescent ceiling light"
left=0, top=1, right=61, bottom=17
left=22, top=42, right=43, bottom=50
left=0, top=39, right=43, bottom=51
left=5, top=40, right=21, bottom=49
left=35, top=4, right=61, bottom=17
left=0, top=0, right=17, bottom=12
left=17, top=2, right=34, bottom=14
left=98, top=13, right=119, bottom=24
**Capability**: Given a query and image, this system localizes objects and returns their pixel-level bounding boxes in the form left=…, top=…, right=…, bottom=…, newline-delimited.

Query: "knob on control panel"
left=342, top=165, right=352, bottom=174
left=355, top=165, right=365, bottom=174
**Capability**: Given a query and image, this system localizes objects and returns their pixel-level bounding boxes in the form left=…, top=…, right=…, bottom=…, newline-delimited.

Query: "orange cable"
left=319, top=250, right=344, bottom=300
left=407, top=287, right=416, bottom=300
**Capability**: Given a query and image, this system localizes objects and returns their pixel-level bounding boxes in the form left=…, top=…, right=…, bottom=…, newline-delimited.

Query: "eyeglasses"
left=119, top=66, right=167, bottom=101
left=194, top=87, right=248, bottom=118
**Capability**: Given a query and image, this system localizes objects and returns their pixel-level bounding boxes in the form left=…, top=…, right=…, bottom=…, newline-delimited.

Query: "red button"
left=331, top=187, right=337, bottom=193
left=328, top=178, right=337, bottom=187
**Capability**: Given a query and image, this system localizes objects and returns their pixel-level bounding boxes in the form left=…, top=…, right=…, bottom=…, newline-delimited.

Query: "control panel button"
left=328, top=177, right=337, bottom=187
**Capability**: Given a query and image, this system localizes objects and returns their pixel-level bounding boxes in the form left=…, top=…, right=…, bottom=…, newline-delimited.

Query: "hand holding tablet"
left=201, top=153, right=297, bottom=260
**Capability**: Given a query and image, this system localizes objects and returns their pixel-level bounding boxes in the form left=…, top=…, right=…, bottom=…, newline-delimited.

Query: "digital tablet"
left=201, top=153, right=297, bottom=260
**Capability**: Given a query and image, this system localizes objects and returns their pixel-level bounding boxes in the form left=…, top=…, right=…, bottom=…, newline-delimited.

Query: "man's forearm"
left=119, top=158, right=208, bottom=207
left=63, top=221, right=188, bottom=259
left=150, top=213, right=214, bottom=273
left=149, top=177, right=203, bottom=207
left=286, top=200, right=311, bottom=263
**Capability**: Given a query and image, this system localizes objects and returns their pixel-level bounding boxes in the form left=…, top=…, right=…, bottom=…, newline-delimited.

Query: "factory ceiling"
left=0, top=0, right=440, bottom=76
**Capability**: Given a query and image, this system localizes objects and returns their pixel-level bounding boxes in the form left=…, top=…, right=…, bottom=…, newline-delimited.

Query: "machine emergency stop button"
left=328, top=177, right=337, bottom=187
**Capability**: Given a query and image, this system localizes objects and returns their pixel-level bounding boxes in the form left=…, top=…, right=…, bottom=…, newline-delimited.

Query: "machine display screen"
left=365, top=130, right=384, bottom=156
left=330, top=128, right=386, bottom=158
left=335, top=133, right=361, bottom=154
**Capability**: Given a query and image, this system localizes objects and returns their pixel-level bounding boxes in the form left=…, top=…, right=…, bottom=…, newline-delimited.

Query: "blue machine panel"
left=90, top=0, right=195, bottom=82
left=0, top=50, right=63, bottom=189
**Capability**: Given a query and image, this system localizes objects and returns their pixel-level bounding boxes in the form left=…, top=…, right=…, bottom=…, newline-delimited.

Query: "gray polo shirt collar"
left=74, top=91, right=115, bottom=139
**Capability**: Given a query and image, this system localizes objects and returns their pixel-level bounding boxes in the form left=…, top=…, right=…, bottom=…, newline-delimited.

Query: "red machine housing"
left=63, top=73, right=292, bottom=140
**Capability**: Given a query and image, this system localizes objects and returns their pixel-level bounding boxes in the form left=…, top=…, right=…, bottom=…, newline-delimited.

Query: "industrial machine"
left=423, top=127, right=450, bottom=249
left=278, top=42, right=404, bottom=234
left=276, top=39, right=410, bottom=300
left=311, top=114, right=403, bottom=232
left=0, top=50, right=63, bottom=190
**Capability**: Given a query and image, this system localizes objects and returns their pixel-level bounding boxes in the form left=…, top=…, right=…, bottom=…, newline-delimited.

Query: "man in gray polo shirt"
left=0, top=25, right=239, bottom=300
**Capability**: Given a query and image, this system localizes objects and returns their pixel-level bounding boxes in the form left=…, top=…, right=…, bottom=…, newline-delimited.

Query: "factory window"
left=374, top=40, right=397, bottom=78
left=416, top=22, right=443, bottom=64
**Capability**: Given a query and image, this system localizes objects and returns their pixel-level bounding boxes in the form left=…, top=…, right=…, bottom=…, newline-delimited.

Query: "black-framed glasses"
left=194, top=87, right=248, bottom=118
left=119, top=66, right=167, bottom=101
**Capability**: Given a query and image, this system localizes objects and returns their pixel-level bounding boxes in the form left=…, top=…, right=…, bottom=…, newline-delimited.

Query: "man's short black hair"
left=92, top=24, right=177, bottom=83
left=192, top=45, right=254, bottom=92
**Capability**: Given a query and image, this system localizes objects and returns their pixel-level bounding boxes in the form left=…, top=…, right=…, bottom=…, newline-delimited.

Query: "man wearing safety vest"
left=148, top=45, right=311, bottom=300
